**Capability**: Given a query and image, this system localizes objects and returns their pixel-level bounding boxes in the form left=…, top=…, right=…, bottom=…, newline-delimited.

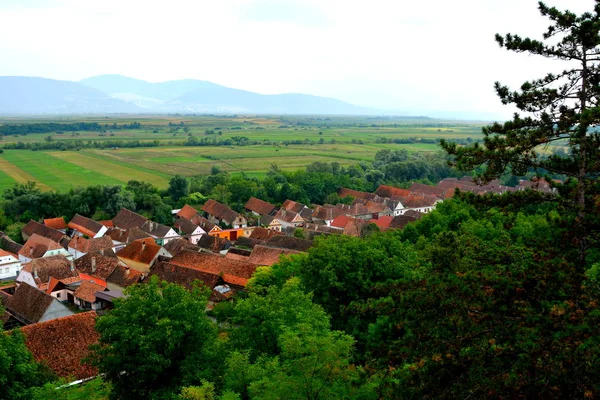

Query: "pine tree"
left=441, top=1, right=600, bottom=263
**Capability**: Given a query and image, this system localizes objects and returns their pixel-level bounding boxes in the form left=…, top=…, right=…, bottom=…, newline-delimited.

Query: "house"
left=210, top=227, right=254, bottom=241
left=73, top=281, right=107, bottom=310
left=0, top=250, right=22, bottom=280
left=21, top=220, right=68, bottom=244
left=5, top=282, right=73, bottom=325
left=197, top=234, right=231, bottom=254
left=233, top=236, right=262, bottom=250
left=270, top=209, right=304, bottom=231
left=389, top=212, right=422, bottom=230
left=249, top=227, right=283, bottom=241
left=164, top=238, right=201, bottom=257
left=398, top=194, right=441, bottom=214
left=141, top=220, right=179, bottom=245
left=176, top=204, right=200, bottom=220
left=106, top=264, right=142, bottom=291
left=225, top=247, right=252, bottom=262
left=189, top=213, right=222, bottom=235
left=76, top=252, right=142, bottom=291
left=150, top=259, right=222, bottom=291
left=244, top=197, right=277, bottom=216
left=21, top=311, right=99, bottom=379
left=369, top=215, right=394, bottom=231
left=17, top=255, right=79, bottom=290
left=351, top=199, right=393, bottom=218
left=168, top=249, right=258, bottom=289
left=173, top=218, right=205, bottom=244
left=112, top=208, right=147, bottom=230
left=247, top=245, right=300, bottom=266
left=106, top=227, right=152, bottom=251
left=18, top=234, right=73, bottom=264
left=67, top=235, right=114, bottom=260
left=312, top=205, right=343, bottom=226
left=202, top=199, right=247, bottom=228
left=281, top=200, right=313, bottom=221
left=374, top=185, right=411, bottom=199
left=265, top=235, right=313, bottom=252
left=43, top=217, right=67, bottom=233
left=116, top=239, right=171, bottom=273
left=68, top=214, right=108, bottom=238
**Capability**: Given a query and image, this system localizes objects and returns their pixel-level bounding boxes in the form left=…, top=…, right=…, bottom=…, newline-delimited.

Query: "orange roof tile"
left=43, top=217, right=67, bottom=230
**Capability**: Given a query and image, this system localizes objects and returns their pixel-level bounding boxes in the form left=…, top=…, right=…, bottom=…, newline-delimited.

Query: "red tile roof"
left=202, top=199, right=240, bottom=225
left=116, top=239, right=162, bottom=266
left=112, top=208, right=147, bottom=230
left=244, top=197, right=277, bottom=216
left=75, top=253, right=121, bottom=280
left=74, top=281, right=105, bottom=303
left=375, top=185, right=411, bottom=198
left=331, top=215, right=352, bottom=228
left=22, top=220, right=66, bottom=243
left=107, top=265, right=141, bottom=288
left=249, top=227, right=282, bottom=241
left=177, top=204, right=199, bottom=220
left=169, top=250, right=257, bottom=288
left=248, top=245, right=300, bottom=266
left=19, top=234, right=64, bottom=260
left=6, top=283, right=62, bottom=324
left=22, top=255, right=79, bottom=285
left=68, top=235, right=113, bottom=254
left=43, top=217, right=67, bottom=231
left=150, top=260, right=222, bottom=290
left=68, top=214, right=105, bottom=238
left=21, top=311, right=99, bottom=379
left=265, top=235, right=313, bottom=252
left=370, top=215, right=394, bottom=230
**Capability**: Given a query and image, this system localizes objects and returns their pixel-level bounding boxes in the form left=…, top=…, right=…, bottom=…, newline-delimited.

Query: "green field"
left=0, top=115, right=487, bottom=192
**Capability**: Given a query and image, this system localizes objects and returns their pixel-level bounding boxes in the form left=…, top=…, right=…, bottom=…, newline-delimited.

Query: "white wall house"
left=0, top=250, right=22, bottom=280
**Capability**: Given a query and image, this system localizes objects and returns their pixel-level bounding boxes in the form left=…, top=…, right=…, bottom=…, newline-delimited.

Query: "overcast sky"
left=0, top=0, right=595, bottom=118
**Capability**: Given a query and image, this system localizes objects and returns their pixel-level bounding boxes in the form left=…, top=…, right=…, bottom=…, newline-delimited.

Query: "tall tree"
left=441, top=1, right=600, bottom=263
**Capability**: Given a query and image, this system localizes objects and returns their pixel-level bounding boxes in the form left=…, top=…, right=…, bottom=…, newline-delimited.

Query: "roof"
left=343, top=218, right=370, bottom=237
left=74, top=281, right=105, bottom=303
left=22, top=255, right=79, bottom=285
left=370, top=215, right=394, bottom=230
left=68, top=235, right=113, bottom=254
left=312, top=205, right=343, bottom=221
left=281, top=200, right=307, bottom=214
left=244, top=197, right=277, bottom=216
left=337, top=188, right=381, bottom=201
left=75, top=252, right=121, bottom=280
left=22, top=220, right=66, bottom=243
left=353, top=199, right=392, bottom=214
left=248, top=245, right=300, bottom=266
left=265, top=235, right=313, bottom=252
left=409, top=182, right=447, bottom=197
left=6, top=283, right=60, bottom=324
left=107, top=265, right=141, bottom=288
left=177, top=204, right=199, bottom=220
left=169, top=250, right=258, bottom=287
left=389, top=214, right=419, bottom=229
left=331, top=215, right=352, bottom=228
left=249, top=227, right=283, bottom=241
left=43, top=217, right=67, bottom=231
left=234, top=236, right=262, bottom=249
left=21, top=311, right=99, bottom=379
left=164, top=238, right=200, bottom=256
left=404, top=210, right=425, bottom=219
left=375, top=185, right=411, bottom=198
left=106, top=227, right=152, bottom=244
left=112, top=208, right=148, bottom=230
left=68, top=214, right=105, bottom=237
left=0, top=233, right=23, bottom=255
left=99, top=220, right=114, bottom=228
left=150, top=260, right=222, bottom=290
left=174, top=217, right=202, bottom=235
left=400, top=194, right=440, bottom=208
left=197, top=234, right=231, bottom=253
left=202, top=199, right=240, bottom=225
left=116, top=239, right=163, bottom=265
left=141, top=220, right=174, bottom=238
left=189, top=214, right=218, bottom=232
left=302, top=223, right=342, bottom=235
left=19, top=234, right=64, bottom=260
left=273, top=209, right=303, bottom=224
left=0, top=249, right=17, bottom=259
left=225, top=250, right=251, bottom=262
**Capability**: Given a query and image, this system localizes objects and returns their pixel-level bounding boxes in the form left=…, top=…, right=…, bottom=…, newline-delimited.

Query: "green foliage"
left=91, top=277, right=220, bottom=400
left=168, top=175, right=190, bottom=202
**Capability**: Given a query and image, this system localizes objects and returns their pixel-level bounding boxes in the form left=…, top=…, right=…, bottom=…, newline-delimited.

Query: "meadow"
left=0, top=115, right=487, bottom=192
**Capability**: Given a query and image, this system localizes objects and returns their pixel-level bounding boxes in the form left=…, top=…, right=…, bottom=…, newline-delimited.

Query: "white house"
left=18, top=233, right=73, bottom=264
left=0, top=250, right=22, bottom=280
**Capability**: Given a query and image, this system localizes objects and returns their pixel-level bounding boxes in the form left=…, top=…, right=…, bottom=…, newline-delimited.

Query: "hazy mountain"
left=80, top=74, right=373, bottom=114
left=0, top=76, right=140, bottom=114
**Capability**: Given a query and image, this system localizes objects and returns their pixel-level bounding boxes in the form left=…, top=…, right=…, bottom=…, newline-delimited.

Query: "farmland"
left=0, top=115, right=488, bottom=192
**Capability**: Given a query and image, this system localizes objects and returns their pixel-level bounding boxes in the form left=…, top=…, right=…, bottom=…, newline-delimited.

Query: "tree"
left=90, top=277, right=220, bottom=399
left=0, top=308, right=55, bottom=399
left=441, top=1, right=600, bottom=264
left=168, top=175, right=190, bottom=202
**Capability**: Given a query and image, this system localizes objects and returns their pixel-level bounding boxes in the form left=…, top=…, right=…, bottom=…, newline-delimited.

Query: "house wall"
left=94, top=226, right=108, bottom=238
left=16, top=271, right=37, bottom=287
left=117, top=258, right=151, bottom=273
left=51, top=289, right=72, bottom=303
left=162, top=229, right=180, bottom=245
left=44, top=248, right=73, bottom=261
left=68, top=247, right=87, bottom=260
left=0, top=256, right=22, bottom=280
left=39, top=299, right=73, bottom=322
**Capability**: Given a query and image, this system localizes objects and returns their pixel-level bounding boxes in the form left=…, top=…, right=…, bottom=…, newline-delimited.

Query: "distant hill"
left=0, top=76, right=140, bottom=114
left=80, top=74, right=373, bottom=114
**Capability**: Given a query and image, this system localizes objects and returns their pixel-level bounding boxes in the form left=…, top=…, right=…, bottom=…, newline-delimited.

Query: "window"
left=56, top=293, right=61, bottom=298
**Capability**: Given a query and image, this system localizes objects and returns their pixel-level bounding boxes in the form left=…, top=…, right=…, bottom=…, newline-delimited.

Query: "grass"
left=0, top=115, right=485, bottom=192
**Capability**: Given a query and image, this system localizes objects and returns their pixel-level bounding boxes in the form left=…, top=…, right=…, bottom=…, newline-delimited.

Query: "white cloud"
left=0, top=0, right=596, bottom=118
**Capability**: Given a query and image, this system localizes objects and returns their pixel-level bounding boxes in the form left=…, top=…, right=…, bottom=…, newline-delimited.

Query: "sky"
left=0, top=0, right=596, bottom=119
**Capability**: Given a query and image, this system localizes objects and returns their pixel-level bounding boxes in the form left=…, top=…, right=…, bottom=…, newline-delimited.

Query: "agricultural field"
left=0, top=115, right=487, bottom=192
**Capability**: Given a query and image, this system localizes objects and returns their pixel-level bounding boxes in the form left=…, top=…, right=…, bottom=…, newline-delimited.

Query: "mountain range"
left=0, top=75, right=374, bottom=115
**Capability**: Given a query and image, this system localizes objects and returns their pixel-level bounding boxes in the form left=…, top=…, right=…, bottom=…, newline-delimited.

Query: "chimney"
left=125, top=266, right=130, bottom=276
left=29, top=246, right=33, bottom=256
left=91, top=257, right=96, bottom=273
left=142, top=240, right=146, bottom=251
left=33, top=268, right=38, bottom=279
left=70, top=259, right=75, bottom=272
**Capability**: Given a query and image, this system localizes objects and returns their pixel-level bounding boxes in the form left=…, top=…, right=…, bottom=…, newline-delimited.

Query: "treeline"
left=0, top=122, right=142, bottom=136
left=3, top=139, right=161, bottom=151
left=5, top=192, right=600, bottom=399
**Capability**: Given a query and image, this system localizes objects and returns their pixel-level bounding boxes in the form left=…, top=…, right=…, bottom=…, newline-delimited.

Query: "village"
left=0, top=176, right=553, bottom=382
